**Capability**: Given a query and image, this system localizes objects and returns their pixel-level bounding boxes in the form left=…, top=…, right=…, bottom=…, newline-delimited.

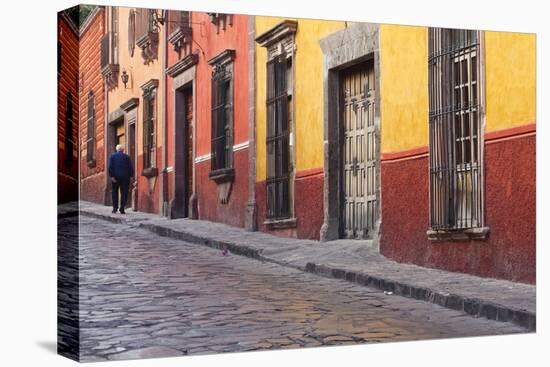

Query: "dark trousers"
left=112, top=177, right=130, bottom=210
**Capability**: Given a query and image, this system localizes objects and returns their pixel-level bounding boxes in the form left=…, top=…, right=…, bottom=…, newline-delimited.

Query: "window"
left=86, top=91, right=96, bottom=166
left=141, top=80, right=158, bottom=174
left=64, top=93, right=73, bottom=167
left=134, top=8, right=158, bottom=63
left=101, top=7, right=120, bottom=88
left=211, top=64, right=233, bottom=172
left=428, top=28, right=484, bottom=233
left=266, top=54, right=292, bottom=220
left=57, top=42, right=62, bottom=79
left=208, top=49, right=235, bottom=182
left=256, top=20, right=297, bottom=224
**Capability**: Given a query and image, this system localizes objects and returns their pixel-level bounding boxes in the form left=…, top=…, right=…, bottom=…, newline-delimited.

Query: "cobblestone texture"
left=76, top=201, right=536, bottom=330
left=61, top=215, right=529, bottom=362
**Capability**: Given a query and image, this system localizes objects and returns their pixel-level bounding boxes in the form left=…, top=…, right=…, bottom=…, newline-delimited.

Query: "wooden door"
left=184, top=89, right=193, bottom=214
left=341, top=62, right=376, bottom=239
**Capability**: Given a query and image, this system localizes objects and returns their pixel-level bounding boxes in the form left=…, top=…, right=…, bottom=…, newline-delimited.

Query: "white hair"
left=116, top=144, right=125, bottom=152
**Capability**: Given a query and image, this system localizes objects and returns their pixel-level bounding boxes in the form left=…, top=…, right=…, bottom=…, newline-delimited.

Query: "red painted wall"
left=79, top=9, right=106, bottom=205
left=256, top=171, right=324, bottom=240
left=57, top=15, right=79, bottom=204
left=136, top=148, right=163, bottom=214
left=380, top=130, right=536, bottom=284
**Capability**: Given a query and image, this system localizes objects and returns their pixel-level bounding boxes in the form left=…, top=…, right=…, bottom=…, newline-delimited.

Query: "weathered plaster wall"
left=379, top=24, right=428, bottom=154
left=485, top=31, right=536, bottom=132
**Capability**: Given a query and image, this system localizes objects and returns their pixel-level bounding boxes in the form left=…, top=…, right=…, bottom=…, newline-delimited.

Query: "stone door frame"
left=166, top=54, right=199, bottom=219
left=319, top=23, right=381, bottom=246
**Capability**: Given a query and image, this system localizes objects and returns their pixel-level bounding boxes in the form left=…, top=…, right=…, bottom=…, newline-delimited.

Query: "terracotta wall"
left=79, top=8, right=107, bottom=204
left=57, top=15, right=79, bottom=204
left=192, top=13, right=250, bottom=227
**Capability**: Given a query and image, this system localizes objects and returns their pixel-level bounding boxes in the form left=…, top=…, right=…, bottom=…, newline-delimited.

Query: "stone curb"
left=79, top=209, right=536, bottom=332
left=304, top=263, right=536, bottom=331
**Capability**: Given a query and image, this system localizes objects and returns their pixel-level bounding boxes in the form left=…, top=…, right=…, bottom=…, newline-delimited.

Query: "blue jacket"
left=108, top=151, right=134, bottom=179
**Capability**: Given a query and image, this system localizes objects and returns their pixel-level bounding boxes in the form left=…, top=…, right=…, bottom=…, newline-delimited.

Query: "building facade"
left=68, top=7, right=535, bottom=284
left=254, top=17, right=346, bottom=239
left=165, top=12, right=252, bottom=227
left=104, top=6, right=166, bottom=214
left=57, top=10, right=79, bottom=204
left=376, top=27, right=536, bottom=284
left=79, top=7, right=107, bottom=205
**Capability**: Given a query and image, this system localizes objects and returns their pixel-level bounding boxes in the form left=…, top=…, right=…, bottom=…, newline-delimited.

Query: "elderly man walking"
left=108, top=144, right=134, bottom=214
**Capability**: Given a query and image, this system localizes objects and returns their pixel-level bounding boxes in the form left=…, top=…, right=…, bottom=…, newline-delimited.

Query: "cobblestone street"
left=65, top=216, right=526, bottom=362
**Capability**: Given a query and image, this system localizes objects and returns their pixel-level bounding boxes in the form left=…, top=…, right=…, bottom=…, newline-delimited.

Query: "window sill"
left=87, top=159, right=96, bottom=168
left=264, top=217, right=297, bottom=230
left=427, top=226, right=490, bottom=241
left=141, top=167, right=158, bottom=178
left=209, top=167, right=234, bottom=184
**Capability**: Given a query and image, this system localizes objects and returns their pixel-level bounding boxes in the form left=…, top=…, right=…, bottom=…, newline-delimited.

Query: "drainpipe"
left=161, top=22, right=169, bottom=216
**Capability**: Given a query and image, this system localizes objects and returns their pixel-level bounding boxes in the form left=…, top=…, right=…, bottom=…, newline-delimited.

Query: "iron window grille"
left=135, top=8, right=155, bottom=38
left=266, top=54, right=291, bottom=220
left=428, top=28, right=483, bottom=231
left=86, top=91, right=96, bottom=166
left=64, top=93, right=74, bottom=167
left=143, top=90, right=156, bottom=170
left=210, top=64, right=233, bottom=173
left=134, top=8, right=159, bottom=63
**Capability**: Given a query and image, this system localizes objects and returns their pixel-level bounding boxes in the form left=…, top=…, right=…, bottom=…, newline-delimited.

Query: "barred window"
left=428, top=28, right=483, bottom=230
left=86, top=91, right=96, bottom=165
left=65, top=93, right=74, bottom=167
left=211, top=64, right=233, bottom=172
left=143, top=91, right=156, bottom=170
left=266, top=54, right=291, bottom=220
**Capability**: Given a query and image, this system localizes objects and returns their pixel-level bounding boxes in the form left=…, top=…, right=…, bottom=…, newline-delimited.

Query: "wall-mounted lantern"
left=121, top=70, right=129, bottom=89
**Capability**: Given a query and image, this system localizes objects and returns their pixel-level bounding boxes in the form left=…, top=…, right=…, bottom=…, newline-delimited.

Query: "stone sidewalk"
left=71, top=201, right=536, bottom=331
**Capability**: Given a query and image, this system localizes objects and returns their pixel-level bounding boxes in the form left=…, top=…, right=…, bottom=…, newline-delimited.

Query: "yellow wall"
left=255, top=17, right=345, bottom=182
left=485, top=31, right=536, bottom=132
left=107, top=6, right=165, bottom=155
left=379, top=24, right=429, bottom=153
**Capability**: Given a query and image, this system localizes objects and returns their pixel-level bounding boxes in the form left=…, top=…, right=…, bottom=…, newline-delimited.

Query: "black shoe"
left=112, top=208, right=117, bottom=213
left=119, top=208, right=126, bottom=214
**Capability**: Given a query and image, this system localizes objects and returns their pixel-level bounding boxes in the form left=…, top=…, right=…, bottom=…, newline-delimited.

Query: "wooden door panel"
left=342, top=62, right=376, bottom=239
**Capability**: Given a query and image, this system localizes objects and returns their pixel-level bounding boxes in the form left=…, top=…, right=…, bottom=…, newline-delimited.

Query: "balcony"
left=100, top=32, right=119, bottom=89
left=167, top=11, right=192, bottom=54
left=135, top=8, right=159, bottom=64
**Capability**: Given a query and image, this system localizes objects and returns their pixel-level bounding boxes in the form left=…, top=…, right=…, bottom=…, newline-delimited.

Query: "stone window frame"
left=256, top=20, right=298, bottom=229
